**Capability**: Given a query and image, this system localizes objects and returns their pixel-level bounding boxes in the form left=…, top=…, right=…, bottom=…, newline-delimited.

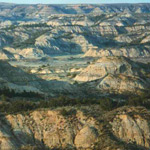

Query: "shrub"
left=67, top=72, right=71, bottom=76
left=99, top=98, right=118, bottom=111
left=0, top=94, right=7, bottom=102
left=127, top=94, right=150, bottom=109
left=59, top=108, right=77, bottom=117
left=72, top=73, right=77, bottom=78
left=59, top=108, right=69, bottom=116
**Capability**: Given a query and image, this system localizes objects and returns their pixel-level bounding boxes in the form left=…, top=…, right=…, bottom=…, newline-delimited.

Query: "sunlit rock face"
left=110, top=107, right=150, bottom=149
left=0, top=106, right=150, bottom=149
left=0, top=109, right=99, bottom=150
left=0, top=7, right=150, bottom=58
left=75, top=56, right=150, bottom=94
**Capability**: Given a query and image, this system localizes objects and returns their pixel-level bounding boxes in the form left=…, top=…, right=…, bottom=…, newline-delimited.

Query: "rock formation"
left=75, top=56, right=150, bottom=94
left=0, top=106, right=150, bottom=150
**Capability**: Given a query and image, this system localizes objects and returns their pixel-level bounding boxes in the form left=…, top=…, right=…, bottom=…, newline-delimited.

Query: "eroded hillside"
left=0, top=105, right=150, bottom=150
left=0, top=12, right=150, bottom=59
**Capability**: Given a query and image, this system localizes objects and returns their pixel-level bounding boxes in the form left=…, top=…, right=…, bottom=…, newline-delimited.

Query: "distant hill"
left=0, top=3, right=150, bottom=21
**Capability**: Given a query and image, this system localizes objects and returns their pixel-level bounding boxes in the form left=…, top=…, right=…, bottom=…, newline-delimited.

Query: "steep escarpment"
left=0, top=106, right=150, bottom=150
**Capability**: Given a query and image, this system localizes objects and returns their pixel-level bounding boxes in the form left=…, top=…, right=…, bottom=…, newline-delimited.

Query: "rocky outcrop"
left=96, top=74, right=149, bottom=95
left=0, top=12, right=150, bottom=58
left=0, top=106, right=150, bottom=149
left=75, top=126, right=98, bottom=149
left=110, top=107, right=150, bottom=149
left=0, top=108, right=99, bottom=150
left=0, top=12, right=149, bottom=58
left=75, top=56, right=150, bottom=94
left=75, top=56, right=150, bottom=82
left=84, top=46, right=150, bottom=58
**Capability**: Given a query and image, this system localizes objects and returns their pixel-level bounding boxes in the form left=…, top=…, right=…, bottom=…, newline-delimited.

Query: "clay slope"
left=0, top=106, right=150, bottom=150
left=84, top=46, right=150, bottom=58
left=75, top=56, right=150, bottom=94
left=0, top=13, right=150, bottom=58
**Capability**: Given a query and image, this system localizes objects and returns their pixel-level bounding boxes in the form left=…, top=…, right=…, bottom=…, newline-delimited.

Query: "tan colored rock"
left=97, top=74, right=148, bottom=94
left=84, top=47, right=150, bottom=58
left=111, top=113, right=150, bottom=148
left=75, top=56, right=147, bottom=82
left=74, top=126, right=98, bottom=149
left=19, top=48, right=45, bottom=58
left=1, top=106, right=150, bottom=149
left=0, top=109, right=99, bottom=149
left=75, top=56, right=150, bottom=94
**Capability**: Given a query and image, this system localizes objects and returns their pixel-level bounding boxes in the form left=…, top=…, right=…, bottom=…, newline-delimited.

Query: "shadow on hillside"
left=0, top=113, right=77, bottom=150
left=0, top=112, right=149, bottom=150
left=0, top=60, right=81, bottom=99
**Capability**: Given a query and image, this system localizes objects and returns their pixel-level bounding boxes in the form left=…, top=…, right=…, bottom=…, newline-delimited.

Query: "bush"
left=0, top=88, right=43, bottom=99
left=59, top=108, right=77, bottom=117
left=99, top=98, right=118, bottom=111
left=127, top=94, right=150, bottom=109
left=67, top=73, right=71, bottom=76
left=59, top=108, right=69, bottom=116
left=0, top=94, right=7, bottom=102
left=72, top=73, right=77, bottom=78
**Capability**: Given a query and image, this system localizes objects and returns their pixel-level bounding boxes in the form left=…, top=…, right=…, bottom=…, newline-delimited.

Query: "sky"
left=0, top=0, right=150, bottom=4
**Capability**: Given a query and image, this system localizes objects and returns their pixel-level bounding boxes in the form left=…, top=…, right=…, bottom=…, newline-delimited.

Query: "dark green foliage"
left=0, top=96, right=99, bottom=114
left=21, top=23, right=50, bottom=28
left=0, top=100, right=36, bottom=114
left=9, top=100, right=36, bottom=113
left=71, top=73, right=77, bottom=78
left=53, top=32, right=73, bottom=39
left=0, top=94, right=7, bottom=102
left=99, top=98, right=119, bottom=111
left=0, top=90, right=150, bottom=115
left=59, top=108, right=69, bottom=116
left=67, top=72, right=71, bottom=76
left=87, top=61, right=90, bottom=65
left=0, top=88, right=43, bottom=99
left=12, top=29, right=50, bottom=49
left=126, top=93, right=150, bottom=109
left=2, top=25, right=17, bottom=30
left=59, top=108, right=77, bottom=117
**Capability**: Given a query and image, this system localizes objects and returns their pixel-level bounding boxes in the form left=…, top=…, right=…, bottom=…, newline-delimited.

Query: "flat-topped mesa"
left=74, top=56, right=149, bottom=82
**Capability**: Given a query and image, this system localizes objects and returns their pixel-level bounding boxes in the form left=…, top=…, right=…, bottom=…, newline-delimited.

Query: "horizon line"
left=0, top=2, right=150, bottom=5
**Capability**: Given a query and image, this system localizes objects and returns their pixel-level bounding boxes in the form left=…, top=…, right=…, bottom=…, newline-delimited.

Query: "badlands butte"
left=0, top=2, right=150, bottom=150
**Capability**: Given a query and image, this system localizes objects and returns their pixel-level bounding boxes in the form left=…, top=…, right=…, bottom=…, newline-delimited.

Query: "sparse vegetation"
left=12, top=29, right=51, bottom=49
left=126, top=93, right=150, bottom=109
left=0, top=94, right=7, bottom=102
left=0, top=88, right=43, bottom=99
